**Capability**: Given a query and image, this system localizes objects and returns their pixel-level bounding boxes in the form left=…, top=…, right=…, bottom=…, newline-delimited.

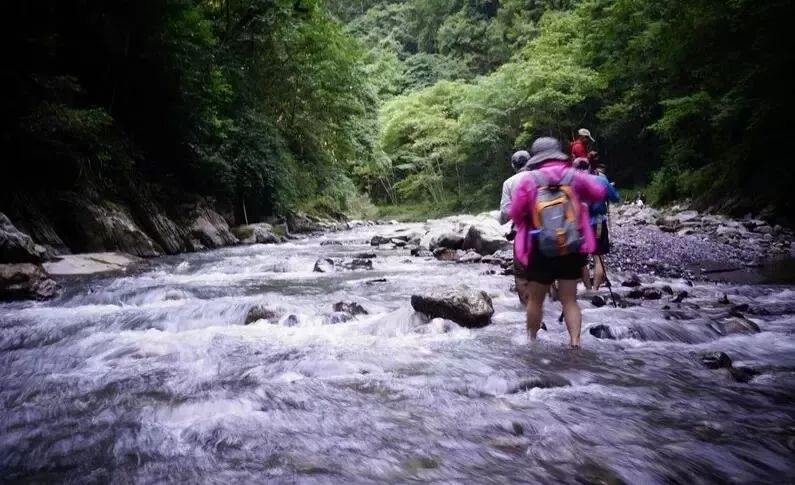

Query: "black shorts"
left=593, top=221, right=610, bottom=255
left=524, top=249, right=585, bottom=285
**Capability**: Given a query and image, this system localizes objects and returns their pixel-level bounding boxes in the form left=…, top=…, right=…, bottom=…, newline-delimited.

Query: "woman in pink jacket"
left=509, top=137, right=607, bottom=348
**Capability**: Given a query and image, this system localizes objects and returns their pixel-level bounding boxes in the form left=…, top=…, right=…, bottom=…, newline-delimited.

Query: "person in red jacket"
left=570, top=128, right=595, bottom=163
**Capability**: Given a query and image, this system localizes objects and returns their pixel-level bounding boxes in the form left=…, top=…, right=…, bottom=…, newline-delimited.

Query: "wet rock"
left=365, top=278, right=387, bottom=285
left=341, top=258, right=373, bottom=270
left=626, top=289, right=643, bottom=299
left=370, top=235, right=391, bottom=246
left=0, top=212, right=45, bottom=263
left=507, top=374, right=570, bottom=394
left=320, top=240, right=342, bottom=246
left=433, top=247, right=460, bottom=261
left=411, top=285, right=494, bottom=328
left=480, top=269, right=497, bottom=275
left=462, top=224, right=511, bottom=256
left=244, top=305, right=281, bottom=325
left=184, top=200, right=238, bottom=249
left=232, top=223, right=282, bottom=245
left=410, top=247, right=433, bottom=257
left=708, top=315, right=761, bottom=336
left=729, top=367, right=760, bottom=383
left=589, top=324, right=614, bottom=340
left=591, top=295, right=607, bottom=307
left=391, top=238, right=407, bottom=247
left=511, top=422, right=524, bottom=436
left=457, top=251, right=482, bottom=264
left=672, top=291, right=689, bottom=303
left=327, top=311, right=353, bottom=324
left=661, top=285, right=674, bottom=295
left=718, top=294, right=731, bottom=305
left=431, top=232, right=464, bottom=251
left=699, top=352, right=733, bottom=369
left=333, top=302, right=368, bottom=316
left=642, top=288, right=663, bottom=300
left=43, top=252, right=141, bottom=276
left=0, top=263, right=58, bottom=301
left=313, top=258, right=335, bottom=273
left=621, top=273, right=642, bottom=287
left=282, top=314, right=300, bottom=327
left=355, top=252, right=377, bottom=259
left=730, top=303, right=750, bottom=315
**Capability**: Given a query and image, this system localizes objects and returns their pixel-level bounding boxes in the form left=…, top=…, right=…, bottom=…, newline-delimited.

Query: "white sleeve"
left=499, top=179, right=512, bottom=225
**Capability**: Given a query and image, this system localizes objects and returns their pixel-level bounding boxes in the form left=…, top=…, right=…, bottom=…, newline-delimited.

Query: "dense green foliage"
left=4, top=0, right=378, bottom=221
left=342, top=0, right=793, bottom=216
left=4, top=0, right=792, bottom=224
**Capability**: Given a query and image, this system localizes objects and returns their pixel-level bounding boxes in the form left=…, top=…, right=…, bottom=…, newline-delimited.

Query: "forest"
left=4, top=0, right=794, bottom=223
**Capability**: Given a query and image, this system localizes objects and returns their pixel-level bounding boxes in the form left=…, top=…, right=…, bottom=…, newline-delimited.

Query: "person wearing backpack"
left=589, top=163, right=620, bottom=291
left=509, top=137, right=607, bottom=348
left=499, top=150, right=533, bottom=305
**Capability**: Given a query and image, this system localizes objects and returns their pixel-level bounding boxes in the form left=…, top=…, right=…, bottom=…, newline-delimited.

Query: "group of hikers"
left=499, top=129, right=619, bottom=348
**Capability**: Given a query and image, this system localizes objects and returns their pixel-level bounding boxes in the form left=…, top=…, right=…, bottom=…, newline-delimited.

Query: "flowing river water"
left=2, top=223, right=794, bottom=484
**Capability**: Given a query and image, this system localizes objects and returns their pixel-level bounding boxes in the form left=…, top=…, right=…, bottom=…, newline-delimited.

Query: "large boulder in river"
left=708, top=315, right=761, bottom=336
left=430, top=232, right=465, bottom=251
left=232, top=223, right=282, bottom=244
left=0, top=212, right=45, bottom=263
left=0, top=263, right=58, bottom=301
left=183, top=200, right=238, bottom=249
left=462, top=224, right=511, bottom=256
left=411, top=285, right=494, bottom=328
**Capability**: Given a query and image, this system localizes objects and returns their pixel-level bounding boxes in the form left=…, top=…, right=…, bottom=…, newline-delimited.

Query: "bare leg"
left=557, top=279, right=582, bottom=347
left=526, top=282, right=549, bottom=340
left=593, top=255, right=605, bottom=291
left=581, top=264, right=592, bottom=291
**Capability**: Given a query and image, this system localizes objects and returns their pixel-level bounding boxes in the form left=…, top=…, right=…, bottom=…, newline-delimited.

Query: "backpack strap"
left=530, top=170, right=547, bottom=187
left=559, top=168, right=575, bottom=185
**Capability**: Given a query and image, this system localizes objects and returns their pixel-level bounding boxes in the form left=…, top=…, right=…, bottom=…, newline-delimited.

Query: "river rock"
left=622, top=273, right=641, bottom=287
left=244, top=305, right=281, bottom=325
left=184, top=201, right=238, bottom=249
left=410, top=247, right=433, bottom=257
left=642, top=287, right=663, bottom=300
left=433, top=247, right=460, bottom=261
left=319, top=240, right=342, bottom=246
left=340, top=258, right=373, bottom=270
left=233, top=223, right=282, bottom=244
left=699, top=352, right=733, bottom=369
left=462, top=224, right=511, bottom=256
left=0, top=263, right=58, bottom=301
left=327, top=312, right=353, bottom=324
left=591, top=295, right=607, bottom=307
left=370, top=235, right=391, bottom=246
left=391, top=238, right=408, bottom=247
left=708, top=315, right=761, bottom=336
left=729, top=367, right=760, bottom=383
left=333, top=301, right=368, bottom=316
left=0, top=213, right=46, bottom=263
left=313, top=258, right=335, bottom=273
left=589, top=324, right=614, bottom=339
left=431, top=232, right=464, bottom=251
left=355, top=252, right=377, bottom=259
left=457, top=251, right=482, bottom=264
left=411, top=286, right=494, bottom=328
left=43, top=252, right=141, bottom=276
left=672, top=291, right=689, bottom=303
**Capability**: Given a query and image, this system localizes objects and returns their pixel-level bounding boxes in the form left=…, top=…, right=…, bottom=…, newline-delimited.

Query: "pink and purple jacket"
left=508, top=160, right=607, bottom=267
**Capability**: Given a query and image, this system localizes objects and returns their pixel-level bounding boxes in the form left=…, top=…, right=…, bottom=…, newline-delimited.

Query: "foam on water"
left=2, top=222, right=795, bottom=483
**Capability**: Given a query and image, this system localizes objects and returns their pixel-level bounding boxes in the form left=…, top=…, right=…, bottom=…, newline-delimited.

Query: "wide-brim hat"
left=527, top=137, right=569, bottom=166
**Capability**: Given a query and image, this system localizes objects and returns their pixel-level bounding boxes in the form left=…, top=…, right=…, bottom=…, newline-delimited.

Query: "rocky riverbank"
left=0, top=193, right=349, bottom=301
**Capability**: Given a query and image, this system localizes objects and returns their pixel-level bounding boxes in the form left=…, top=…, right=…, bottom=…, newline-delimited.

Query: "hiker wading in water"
left=509, top=137, right=607, bottom=347
left=500, top=149, right=533, bottom=304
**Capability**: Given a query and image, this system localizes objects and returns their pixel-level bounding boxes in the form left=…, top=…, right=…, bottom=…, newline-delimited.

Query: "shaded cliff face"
left=1, top=191, right=239, bottom=259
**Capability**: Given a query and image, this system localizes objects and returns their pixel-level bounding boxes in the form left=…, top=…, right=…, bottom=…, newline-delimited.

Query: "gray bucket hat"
left=527, top=137, right=569, bottom=166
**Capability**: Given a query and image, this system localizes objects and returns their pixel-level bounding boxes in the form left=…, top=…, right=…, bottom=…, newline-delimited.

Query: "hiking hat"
left=510, top=150, right=530, bottom=171
left=578, top=128, right=595, bottom=142
left=527, top=137, right=569, bottom=166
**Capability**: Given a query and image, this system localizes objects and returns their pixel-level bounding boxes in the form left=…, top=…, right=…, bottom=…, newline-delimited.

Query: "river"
left=2, top=222, right=794, bottom=484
